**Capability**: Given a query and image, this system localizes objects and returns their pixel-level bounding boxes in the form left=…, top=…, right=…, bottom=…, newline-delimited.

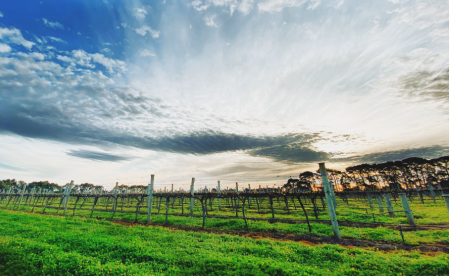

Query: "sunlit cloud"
left=0, top=0, right=447, bottom=186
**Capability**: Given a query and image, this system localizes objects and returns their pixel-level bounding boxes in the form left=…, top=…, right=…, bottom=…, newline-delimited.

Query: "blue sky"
left=0, top=0, right=448, bottom=190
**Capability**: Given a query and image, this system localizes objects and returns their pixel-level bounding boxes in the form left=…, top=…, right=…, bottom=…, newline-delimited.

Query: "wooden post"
left=171, top=184, right=173, bottom=193
left=235, top=182, right=238, bottom=193
left=367, top=194, right=374, bottom=209
left=111, top=182, right=119, bottom=220
left=146, top=175, right=155, bottom=224
left=384, top=193, right=395, bottom=217
left=442, top=194, right=449, bottom=212
left=190, top=178, right=195, bottom=215
left=428, top=182, right=436, bottom=204
left=16, top=182, right=27, bottom=211
left=399, top=193, right=415, bottom=226
left=318, top=163, right=340, bottom=240
left=63, top=181, right=73, bottom=216
left=248, top=184, right=252, bottom=205
left=217, top=181, right=221, bottom=211
left=376, top=195, right=384, bottom=213
left=165, top=197, right=170, bottom=224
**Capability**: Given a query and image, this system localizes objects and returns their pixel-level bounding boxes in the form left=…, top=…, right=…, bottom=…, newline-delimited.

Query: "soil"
left=108, top=218, right=449, bottom=255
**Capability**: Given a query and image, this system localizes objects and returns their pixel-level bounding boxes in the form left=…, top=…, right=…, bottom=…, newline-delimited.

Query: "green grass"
left=0, top=209, right=448, bottom=276
left=1, top=195, right=448, bottom=246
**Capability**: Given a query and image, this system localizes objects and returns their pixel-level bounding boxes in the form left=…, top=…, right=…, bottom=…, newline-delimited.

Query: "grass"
left=1, top=195, right=448, bottom=246
left=0, top=209, right=448, bottom=276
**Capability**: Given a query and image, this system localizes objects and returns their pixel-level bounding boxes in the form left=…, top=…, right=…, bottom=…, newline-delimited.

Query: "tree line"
left=285, top=156, right=449, bottom=192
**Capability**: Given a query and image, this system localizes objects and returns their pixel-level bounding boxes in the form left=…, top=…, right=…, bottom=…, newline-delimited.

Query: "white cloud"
left=91, top=53, right=126, bottom=73
left=204, top=14, right=218, bottom=27
left=47, top=36, right=67, bottom=44
left=134, top=8, right=148, bottom=19
left=101, top=48, right=113, bottom=55
left=0, top=43, right=11, bottom=53
left=134, top=25, right=160, bottom=38
left=0, top=11, right=3, bottom=17
left=191, top=0, right=210, bottom=12
left=69, top=49, right=126, bottom=73
left=388, top=0, right=410, bottom=3
left=258, top=0, right=307, bottom=12
left=121, top=23, right=127, bottom=28
left=0, top=27, right=35, bottom=49
left=77, top=32, right=82, bottom=35
left=42, top=18, right=65, bottom=30
left=16, top=52, right=46, bottom=60
left=57, top=55, right=76, bottom=64
left=307, top=0, right=321, bottom=9
left=140, top=49, right=156, bottom=57
left=389, top=1, right=448, bottom=31
left=237, top=0, right=255, bottom=14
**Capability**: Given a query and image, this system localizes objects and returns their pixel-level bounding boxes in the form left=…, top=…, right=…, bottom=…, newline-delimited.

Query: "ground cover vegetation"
left=0, top=209, right=448, bottom=276
left=0, top=156, right=448, bottom=274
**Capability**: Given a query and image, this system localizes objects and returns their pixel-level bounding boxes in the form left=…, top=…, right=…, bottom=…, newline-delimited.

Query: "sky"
left=0, top=0, right=448, bottom=190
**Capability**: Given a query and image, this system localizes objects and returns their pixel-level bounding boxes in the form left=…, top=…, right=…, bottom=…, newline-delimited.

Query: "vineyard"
left=0, top=157, right=449, bottom=275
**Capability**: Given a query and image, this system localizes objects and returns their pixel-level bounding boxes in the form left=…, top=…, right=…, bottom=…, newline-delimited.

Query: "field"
left=0, top=209, right=448, bottom=276
left=0, top=189, right=449, bottom=275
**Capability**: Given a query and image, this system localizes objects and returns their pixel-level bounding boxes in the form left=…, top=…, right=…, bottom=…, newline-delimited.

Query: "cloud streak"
left=42, top=18, right=65, bottom=30
left=67, top=150, right=133, bottom=162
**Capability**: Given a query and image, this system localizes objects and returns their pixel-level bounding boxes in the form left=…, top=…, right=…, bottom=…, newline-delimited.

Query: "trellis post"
left=217, top=181, right=221, bottom=211
left=399, top=193, right=415, bottom=226
left=63, top=181, right=74, bottom=216
left=367, top=194, right=374, bottom=209
left=111, top=182, right=118, bottom=219
left=146, top=175, right=155, bottom=224
left=235, top=182, right=238, bottom=192
left=16, top=182, right=27, bottom=211
left=428, top=181, right=436, bottom=204
left=319, top=163, right=340, bottom=240
left=190, top=178, right=195, bottom=215
left=248, top=184, right=252, bottom=205
left=384, top=193, right=395, bottom=217
left=442, top=194, right=449, bottom=212
left=376, top=195, right=384, bottom=213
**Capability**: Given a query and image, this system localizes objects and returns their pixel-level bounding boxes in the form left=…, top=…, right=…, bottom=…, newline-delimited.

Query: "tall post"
left=399, top=193, right=415, bottom=226
left=384, top=193, right=395, bottom=217
left=248, top=184, right=252, bottom=205
left=217, top=181, right=221, bottom=211
left=190, top=178, right=195, bottom=215
left=16, top=182, right=27, bottom=211
left=442, top=194, right=449, bottom=212
left=318, top=163, right=340, bottom=240
left=171, top=184, right=173, bottom=193
left=367, top=194, right=374, bottom=209
left=111, top=182, right=119, bottom=219
left=428, top=181, right=436, bottom=204
left=146, top=175, right=155, bottom=224
left=376, top=195, right=384, bottom=213
left=63, top=181, right=74, bottom=216
left=235, top=182, right=238, bottom=193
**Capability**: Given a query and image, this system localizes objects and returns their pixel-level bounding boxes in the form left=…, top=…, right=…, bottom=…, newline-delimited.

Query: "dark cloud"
left=397, top=67, right=449, bottom=105
left=67, top=150, right=132, bottom=162
left=250, top=144, right=330, bottom=163
left=339, top=145, right=449, bottom=164
left=0, top=104, right=323, bottom=159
